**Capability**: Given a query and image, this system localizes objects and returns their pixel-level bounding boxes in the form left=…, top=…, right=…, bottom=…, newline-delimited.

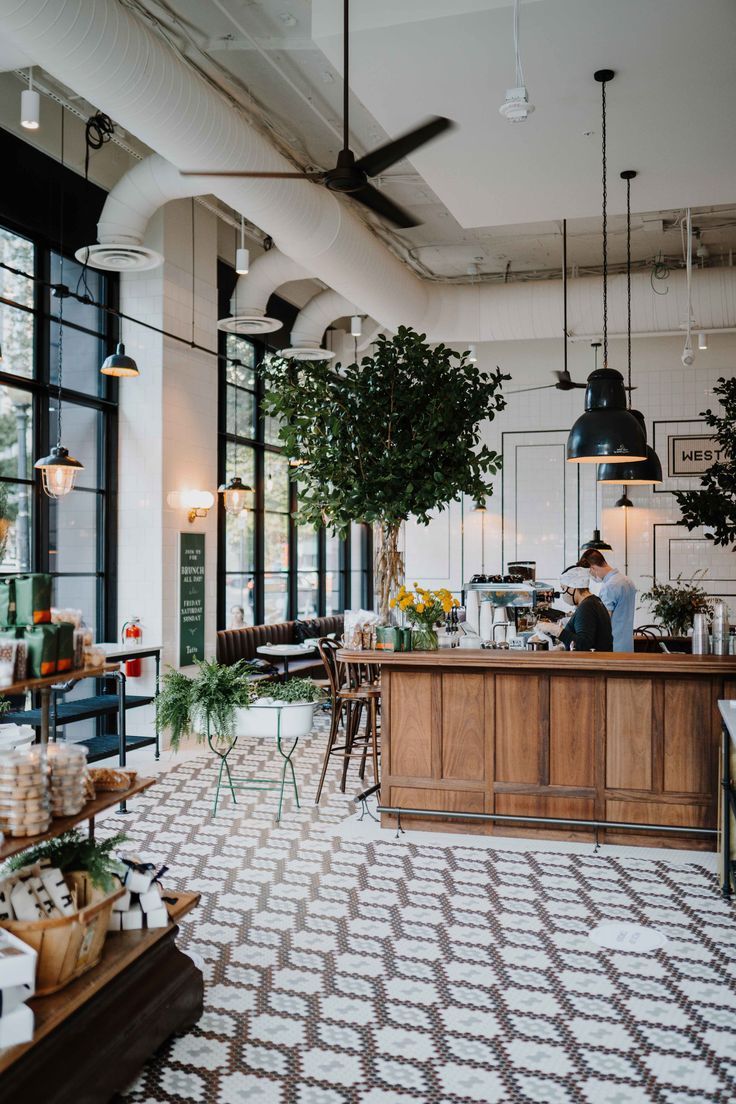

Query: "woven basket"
left=0, top=871, right=124, bottom=996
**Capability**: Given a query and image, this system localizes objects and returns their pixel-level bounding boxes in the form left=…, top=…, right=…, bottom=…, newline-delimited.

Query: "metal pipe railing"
left=376, top=804, right=717, bottom=836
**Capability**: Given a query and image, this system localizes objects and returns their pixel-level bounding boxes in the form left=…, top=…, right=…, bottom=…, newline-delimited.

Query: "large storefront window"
left=0, top=228, right=117, bottom=637
left=218, top=330, right=371, bottom=627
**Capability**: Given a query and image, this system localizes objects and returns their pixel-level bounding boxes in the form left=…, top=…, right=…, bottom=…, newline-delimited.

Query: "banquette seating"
left=216, top=615, right=344, bottom=679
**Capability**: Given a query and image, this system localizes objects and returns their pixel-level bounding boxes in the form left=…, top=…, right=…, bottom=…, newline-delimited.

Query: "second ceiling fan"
left=181, top=0, right=454, bottom=228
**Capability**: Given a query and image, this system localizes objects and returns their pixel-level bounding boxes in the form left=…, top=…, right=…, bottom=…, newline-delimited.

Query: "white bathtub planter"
left=236, top=699, right=317, bottom=740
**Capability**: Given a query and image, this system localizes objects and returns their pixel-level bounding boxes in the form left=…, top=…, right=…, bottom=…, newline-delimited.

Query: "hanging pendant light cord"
left=56, top=107, right=66, bottom=451
left=626, top=173, right=632, bottom=406
left=601, top=77, right=608, bottom=370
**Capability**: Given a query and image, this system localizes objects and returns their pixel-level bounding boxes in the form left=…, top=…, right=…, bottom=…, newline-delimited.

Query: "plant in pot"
left=640, top=572, right=714, bottom=636
left=391, top=584, right=459, bottom=651
left=237, top=677, right=324, bottom=740
left=674, top=377, right=736, bottom=549
left=260, top=327, right=508, bottom=623
left=156, top=658, right=255, bottom=752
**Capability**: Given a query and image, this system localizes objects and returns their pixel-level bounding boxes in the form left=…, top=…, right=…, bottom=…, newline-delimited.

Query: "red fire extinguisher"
left=121, top=618, right=143, bottom=678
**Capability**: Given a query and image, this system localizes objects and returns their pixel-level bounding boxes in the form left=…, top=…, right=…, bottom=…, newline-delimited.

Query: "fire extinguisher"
left=121, top=618, right=143, bottom=678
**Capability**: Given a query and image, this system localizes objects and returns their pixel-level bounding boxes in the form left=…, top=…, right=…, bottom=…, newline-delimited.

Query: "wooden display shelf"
left=0, top=777, right=156, bottom=862
left=0, top=890, right=200, bottom=1076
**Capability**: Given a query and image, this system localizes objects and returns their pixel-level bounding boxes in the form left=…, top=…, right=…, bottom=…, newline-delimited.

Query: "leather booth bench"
left=216, top=616, right=344, bottom=680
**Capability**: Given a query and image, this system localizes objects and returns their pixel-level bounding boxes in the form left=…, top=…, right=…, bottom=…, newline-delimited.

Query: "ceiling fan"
left=180, top=0, right=454, bottom=228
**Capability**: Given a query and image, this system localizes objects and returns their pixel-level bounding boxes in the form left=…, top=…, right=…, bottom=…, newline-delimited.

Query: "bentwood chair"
left=314, top=638, right=380, bottom=803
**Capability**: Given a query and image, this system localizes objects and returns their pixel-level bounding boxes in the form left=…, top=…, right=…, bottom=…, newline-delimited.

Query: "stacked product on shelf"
left=108, top=858, right=171, bottom=931
left=0, top=929, right=36, bottom=1047
left=0, top=749, right=51, bottom=838
left=0, top=574, right=88, bottom=681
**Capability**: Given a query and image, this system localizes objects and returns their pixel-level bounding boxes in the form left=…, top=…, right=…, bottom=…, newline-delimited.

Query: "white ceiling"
left=312, top=0, right=736, bottom=227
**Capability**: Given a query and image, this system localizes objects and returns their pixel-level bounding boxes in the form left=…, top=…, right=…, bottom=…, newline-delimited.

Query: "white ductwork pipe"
left=75, top=153, right=213, bottom=271
left=283, top=289, right=358, bottom=360
left=223, top=249, right=313, bottom=336
left=5, top=1, right=736, bottom=342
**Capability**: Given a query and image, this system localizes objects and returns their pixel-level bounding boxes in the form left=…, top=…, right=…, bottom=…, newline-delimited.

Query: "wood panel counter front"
left=338, top=648, right=736, bottom=848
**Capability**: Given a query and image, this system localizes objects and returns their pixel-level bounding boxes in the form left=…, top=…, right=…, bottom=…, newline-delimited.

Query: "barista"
left=537, top=566, right=613, bottom=652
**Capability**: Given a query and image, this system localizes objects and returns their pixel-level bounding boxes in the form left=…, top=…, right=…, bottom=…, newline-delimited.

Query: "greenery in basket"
left=157, top=658, right=256, bottom=751
left=674, top=377, right=736, bottom=548
left=260, top=326, right=509, bottom=622
left=5, top=829, right=128, bottom=891
left=252, top=678, right=324, bottom=704
left=640, top=572, right=714, bottom=636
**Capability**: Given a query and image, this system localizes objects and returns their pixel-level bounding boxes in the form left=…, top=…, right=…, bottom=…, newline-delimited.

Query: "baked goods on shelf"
left=87, top=767, right=137, bottom=792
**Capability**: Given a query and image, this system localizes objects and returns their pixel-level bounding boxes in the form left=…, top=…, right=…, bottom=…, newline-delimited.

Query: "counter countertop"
left=338, top=647, right=736, bottom=676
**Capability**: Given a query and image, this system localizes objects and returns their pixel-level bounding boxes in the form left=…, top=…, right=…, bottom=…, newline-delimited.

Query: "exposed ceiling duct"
left=284, top=289, right=361, bottom=361
left=4, top=0, right=736, bottom=342
left=75, top=153, right=210, bottom=271
left=222, top=249, right=313, bottom=336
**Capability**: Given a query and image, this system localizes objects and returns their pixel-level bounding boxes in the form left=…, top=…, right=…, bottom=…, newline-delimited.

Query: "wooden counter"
left=340, top=648, right=736, bottom=848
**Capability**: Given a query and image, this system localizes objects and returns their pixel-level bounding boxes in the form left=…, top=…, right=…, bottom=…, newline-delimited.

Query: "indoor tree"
left=260, top=326, right=509, bottom=621
left=674, top=376, right=736, bottom=548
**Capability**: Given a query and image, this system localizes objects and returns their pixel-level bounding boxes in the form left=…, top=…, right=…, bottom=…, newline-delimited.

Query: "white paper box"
left=39, top=869, right=74, bottom=917
left=144, top=907, right=169, bottom=929
left=107, top=912, right=124, bottom=932
left=0, top=1003, right=34, bottom=1047
left=10, top=882, right=44, bottom=922
left=111, top=890, right=132, bottom=913
left=0, top=983, right=32, bottom=1017
left=121, top=904, right=143, bottom=931
left=0, top=883, right=12, bottom=922
left=122, top=867, right=155, bottom=895
left=138, top=887, right=162, bottom=914
left=0, top=931, right=36, bottom=993
left=27, top=877, right=57, bottom=918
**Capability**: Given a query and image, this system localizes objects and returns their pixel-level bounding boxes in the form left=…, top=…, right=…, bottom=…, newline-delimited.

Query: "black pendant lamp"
left=566, top=70, right=647, bottom=465
left=597, top=170, right=663, bottom=486
left=101, top=342, right=139, bottom=378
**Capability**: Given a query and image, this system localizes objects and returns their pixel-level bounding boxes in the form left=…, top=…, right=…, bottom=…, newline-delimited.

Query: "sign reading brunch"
left=179, top=532, right=205, bottom=666
left=669, top=435, right=724, bottom=477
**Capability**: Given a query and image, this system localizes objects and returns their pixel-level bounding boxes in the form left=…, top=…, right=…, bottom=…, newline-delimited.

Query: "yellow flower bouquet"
left=390, top=584, right=459, bottom=650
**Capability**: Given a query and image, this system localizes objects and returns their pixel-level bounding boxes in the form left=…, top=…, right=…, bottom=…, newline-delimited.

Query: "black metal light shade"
left=218, top=475, right=252, bottom=516
left=34, top=445, right=84, bottom=498
left=615, top=490, right=634, bottom=508
left=597, top=411, right=662, bottom=484
left=580, top=528, right=612, bottom=552
left=566, top=370, right=647, bottom=463
left=101, top=342, right=139, bottom=377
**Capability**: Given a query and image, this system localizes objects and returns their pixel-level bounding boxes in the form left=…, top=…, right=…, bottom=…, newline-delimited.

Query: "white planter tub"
left=235, top=700, right=317, bottom=740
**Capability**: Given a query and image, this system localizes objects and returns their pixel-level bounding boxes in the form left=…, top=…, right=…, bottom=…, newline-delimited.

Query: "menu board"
left=179, top=532, right=205, bottom=666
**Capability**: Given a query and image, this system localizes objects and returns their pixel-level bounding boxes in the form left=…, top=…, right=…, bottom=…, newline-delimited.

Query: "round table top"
left=256, top=643, right=317, bottom=657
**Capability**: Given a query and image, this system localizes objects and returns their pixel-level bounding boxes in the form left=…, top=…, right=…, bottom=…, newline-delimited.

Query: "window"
left=218, top=329, right=372, bottom=627
left=0, top=227, right=117, bottom=638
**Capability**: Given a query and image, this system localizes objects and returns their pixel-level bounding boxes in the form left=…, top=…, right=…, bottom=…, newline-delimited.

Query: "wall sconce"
left=167, top=489, right=214, bottom=523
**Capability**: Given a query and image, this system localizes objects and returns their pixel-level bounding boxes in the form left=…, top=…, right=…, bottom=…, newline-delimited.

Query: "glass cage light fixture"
left=218, top=476, right=252, bottom=516
left=35, top=279, right=84, bottom=498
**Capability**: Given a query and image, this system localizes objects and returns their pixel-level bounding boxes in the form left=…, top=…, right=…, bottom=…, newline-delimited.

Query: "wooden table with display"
left=339, top=647, right=736, bottom=850
left=0, top=671, right=203, bottom=1104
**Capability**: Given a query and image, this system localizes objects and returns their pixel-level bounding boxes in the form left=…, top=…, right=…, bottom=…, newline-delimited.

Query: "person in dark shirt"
left=537, top=565, right=613, bottom=652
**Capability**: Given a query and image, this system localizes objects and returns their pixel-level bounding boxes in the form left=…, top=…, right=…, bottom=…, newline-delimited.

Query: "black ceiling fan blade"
left=350, top=182, right=419, bottom=228
left=355, top=116, right=454, bottom=178
left=508, top=384, right=557, bottom=395
left=179, top=170, right=325, bottom=179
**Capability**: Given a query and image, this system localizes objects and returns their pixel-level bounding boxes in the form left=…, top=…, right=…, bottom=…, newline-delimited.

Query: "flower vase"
left=412, top=625, right=439, bottom=651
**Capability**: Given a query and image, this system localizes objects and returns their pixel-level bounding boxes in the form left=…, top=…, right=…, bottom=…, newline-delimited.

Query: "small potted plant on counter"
left=640, top=572, right=714, bottom=637
left=390, top=584, right=460, bottom=651
left=236, top=678, right=324, bottom=740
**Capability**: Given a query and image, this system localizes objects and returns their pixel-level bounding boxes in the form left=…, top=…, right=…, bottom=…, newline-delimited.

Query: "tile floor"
left=98, top=718, right=736, bottom=1103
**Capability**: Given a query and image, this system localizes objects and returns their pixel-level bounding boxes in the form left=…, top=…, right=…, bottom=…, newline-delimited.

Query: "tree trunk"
left=374, top=521, right=404, bottom=624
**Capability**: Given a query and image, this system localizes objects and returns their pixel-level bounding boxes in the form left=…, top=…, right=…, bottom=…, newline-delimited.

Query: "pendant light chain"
left=625, top=172, right=632, bottom=406
left=601, top=76, right=608, bottom=370
left=57, top=107, right=65, bottom=450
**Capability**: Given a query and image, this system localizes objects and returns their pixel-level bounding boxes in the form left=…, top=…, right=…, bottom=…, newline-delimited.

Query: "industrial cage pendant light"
left=597, top=170, right=663, bottom=486
left=35, top=283, right=84, bottom=498
left=566, top=70, right=647, bottom=465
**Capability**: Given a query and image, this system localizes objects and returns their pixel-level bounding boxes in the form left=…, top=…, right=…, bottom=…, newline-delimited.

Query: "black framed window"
left=0, top=224, right=117, bottom=638
left=218, top=327, right=372, bottom=628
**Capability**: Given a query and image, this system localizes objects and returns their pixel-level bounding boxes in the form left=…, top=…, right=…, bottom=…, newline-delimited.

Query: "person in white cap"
left=537, top=565, right=613, bottom=652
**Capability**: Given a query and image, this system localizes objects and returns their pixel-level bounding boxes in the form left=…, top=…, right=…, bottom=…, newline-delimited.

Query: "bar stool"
left=314, top=639, right=380, bottom=803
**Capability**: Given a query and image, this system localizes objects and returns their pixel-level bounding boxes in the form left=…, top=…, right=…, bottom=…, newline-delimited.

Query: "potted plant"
left=391, top=584, right=459, bottom=650
left=640, top=572, right=714, bottom=636
left=260, top=327, right=509, bottom=623
left=674, top=377, right=736, bottom=548
left=156, top=658, right=255, bottom=751
left=237, top=678, right=324, bottom=739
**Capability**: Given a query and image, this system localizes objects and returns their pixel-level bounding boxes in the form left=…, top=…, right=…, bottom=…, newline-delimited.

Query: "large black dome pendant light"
left=566, top=70, right=647, bottom=465
left=597, top=170, right=663, bottom=486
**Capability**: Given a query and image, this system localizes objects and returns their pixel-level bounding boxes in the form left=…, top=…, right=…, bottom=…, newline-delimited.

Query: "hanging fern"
left=5, top=829, right=128, bottom=890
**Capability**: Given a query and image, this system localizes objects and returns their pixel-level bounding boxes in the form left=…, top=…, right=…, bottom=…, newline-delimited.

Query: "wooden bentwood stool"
left=314, top=638, right=380, bottom=803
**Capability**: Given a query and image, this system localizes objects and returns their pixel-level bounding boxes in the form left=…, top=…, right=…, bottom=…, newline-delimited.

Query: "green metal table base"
left=207, top=714, right=300, bottom=823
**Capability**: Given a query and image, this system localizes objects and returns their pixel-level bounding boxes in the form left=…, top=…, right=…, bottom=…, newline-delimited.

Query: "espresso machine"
left=464, top=563, right=559, bottom=648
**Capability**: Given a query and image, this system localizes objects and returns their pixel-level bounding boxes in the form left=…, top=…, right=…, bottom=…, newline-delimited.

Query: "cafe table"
left=256, top=642, right=317, bottom=681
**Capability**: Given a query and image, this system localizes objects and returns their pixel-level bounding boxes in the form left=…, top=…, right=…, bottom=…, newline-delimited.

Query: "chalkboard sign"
left=179, top=532, right=205, bottom=666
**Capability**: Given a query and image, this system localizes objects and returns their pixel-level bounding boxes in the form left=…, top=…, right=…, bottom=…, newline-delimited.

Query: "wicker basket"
left=0, top=871, right=124, bottom=996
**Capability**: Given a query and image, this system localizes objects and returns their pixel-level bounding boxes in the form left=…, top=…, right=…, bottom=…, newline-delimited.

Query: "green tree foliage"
left=260, top=327, right=508, bottom=531
left=674, top=377, right=736, bottom=548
